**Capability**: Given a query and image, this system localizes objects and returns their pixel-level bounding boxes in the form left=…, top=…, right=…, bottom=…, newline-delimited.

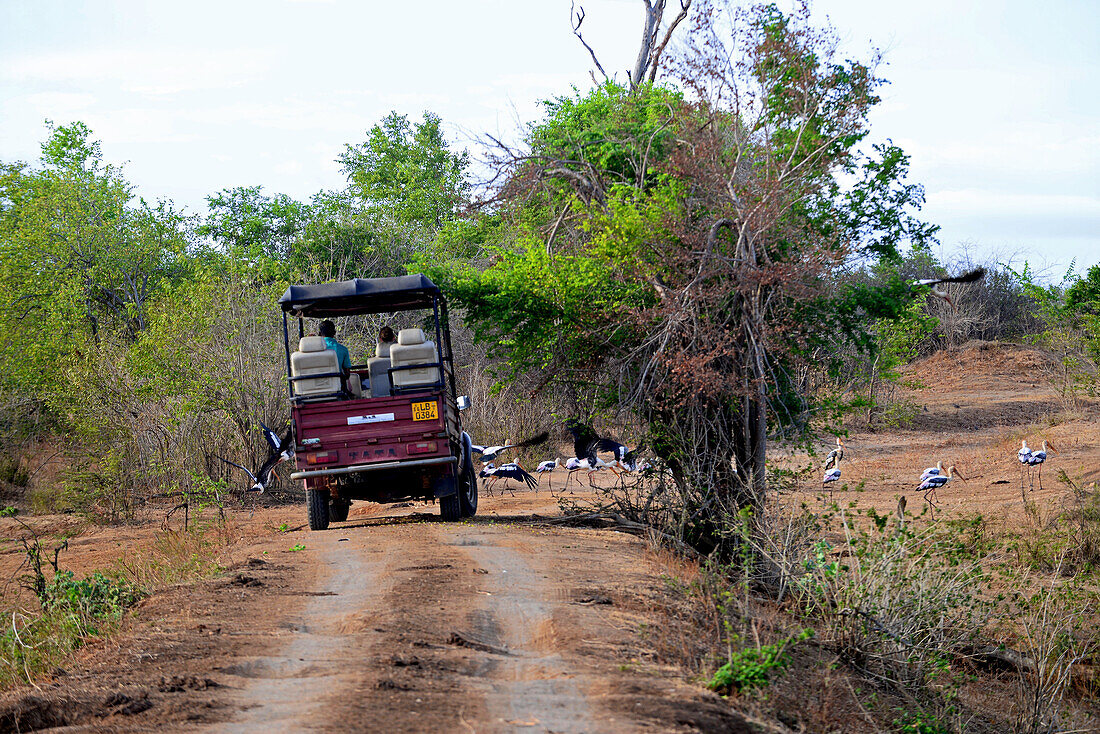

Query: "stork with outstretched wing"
left=220, top=421, right=294, bottom=493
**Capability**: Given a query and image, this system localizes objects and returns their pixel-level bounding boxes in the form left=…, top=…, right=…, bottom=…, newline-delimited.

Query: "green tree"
left=0, top=122, right=188, bottom=402
left=425, top=2, right=935, bottom=555
left=339, top=112, right=468, bottom=230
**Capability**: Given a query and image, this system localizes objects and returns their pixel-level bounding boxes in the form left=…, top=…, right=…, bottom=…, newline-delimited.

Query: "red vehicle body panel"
left=292, top=391, right=451, bottom=473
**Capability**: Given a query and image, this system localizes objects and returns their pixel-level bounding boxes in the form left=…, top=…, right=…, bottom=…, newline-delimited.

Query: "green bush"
left=707, top=629, right=812, bottom=694
left=44, top=571, right=140, bottom=621
left=1, top=570, right=142, bottom=689
left=892, top=711, right=952, bottom=734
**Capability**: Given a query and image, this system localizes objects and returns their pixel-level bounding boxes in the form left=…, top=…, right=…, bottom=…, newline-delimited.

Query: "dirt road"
left=0, top=496, right=749, bottom=733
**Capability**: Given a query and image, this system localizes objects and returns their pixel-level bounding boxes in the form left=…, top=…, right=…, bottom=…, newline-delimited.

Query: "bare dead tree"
left=570, top=0, right=693, bottom=90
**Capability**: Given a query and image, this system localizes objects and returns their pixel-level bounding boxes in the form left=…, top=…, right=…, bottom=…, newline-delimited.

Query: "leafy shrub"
left=892, top=711, right=952, bottom=734
left=1, top=570, right=142, bottom=689
left=0, top=456, right=28, bottom=486
left=707, top=629, right=812, bottom=694
left=44, top=571, right=141, bottom=621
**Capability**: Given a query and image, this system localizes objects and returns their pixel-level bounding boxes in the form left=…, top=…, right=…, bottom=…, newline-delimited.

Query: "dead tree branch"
left=571, top=3, right=610, bottom=84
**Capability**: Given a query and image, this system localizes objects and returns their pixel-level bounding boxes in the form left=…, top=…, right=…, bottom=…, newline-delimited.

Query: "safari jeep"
left=277, top=275, right=476, bottom=530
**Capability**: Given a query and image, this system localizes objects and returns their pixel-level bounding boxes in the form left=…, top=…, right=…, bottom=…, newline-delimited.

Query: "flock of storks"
left=473, top=418, right=646, bottom=496
left=820, top=435, right=1056, bottom=521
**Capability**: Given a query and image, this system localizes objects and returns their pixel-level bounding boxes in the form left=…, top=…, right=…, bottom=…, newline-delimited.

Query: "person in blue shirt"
left=318, top=320, right=351, bottom=377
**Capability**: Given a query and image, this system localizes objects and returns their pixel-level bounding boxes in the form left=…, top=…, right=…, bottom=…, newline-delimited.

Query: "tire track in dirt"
left=442, top=526, right=595, bottom=732
left=218, top=528, right=394, bottom=733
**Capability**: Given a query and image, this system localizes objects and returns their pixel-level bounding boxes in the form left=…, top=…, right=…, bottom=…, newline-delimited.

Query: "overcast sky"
left=2, top=0, right=1097, bottom=274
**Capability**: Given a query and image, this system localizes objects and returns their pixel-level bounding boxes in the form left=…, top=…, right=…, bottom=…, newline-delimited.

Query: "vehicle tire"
left=459, top=447, right=477, bottom=519
left=440, top=491, right=462, bottom=522
left=329, top=498, right=350, bottom=523
left=307, top=488, right=330, bottom=530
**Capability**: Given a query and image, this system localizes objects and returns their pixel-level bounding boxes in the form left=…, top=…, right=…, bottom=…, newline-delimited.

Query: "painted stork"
left=1026, top=440, right=1057, bottom=491
left=564, top=419, right=643, bottom=468
left=562, top=456, right=615, bottom=493
left=823, top=438, right=845, bottom=471
left=220, top=421, right=294, bottom=493
left=1017, top=440, right=1033, bottom=490
left=910, top=267, right=986, bottom=309
left=920, top=461, right=944, bottom=482
left=480, top=462, right=538, bottom=496
left=916, top=465, right=966, bottom=520
left=534, top=458, right=561, bottom=493
left=471, top=432, right=549, bottom=464
left=822, top=467, right=842, bottom=501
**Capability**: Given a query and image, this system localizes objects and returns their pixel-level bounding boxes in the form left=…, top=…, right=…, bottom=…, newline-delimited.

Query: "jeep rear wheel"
left=440, top=492, right=461, bottom=521
left=329, top=498, right=350, bottom=523
left=307, top=488, right=330, bottom=530
left=459, top=459, right=477, bottom=518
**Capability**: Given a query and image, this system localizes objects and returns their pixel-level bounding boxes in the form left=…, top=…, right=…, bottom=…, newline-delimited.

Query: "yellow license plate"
left=411, top=401, right=438, bottom=422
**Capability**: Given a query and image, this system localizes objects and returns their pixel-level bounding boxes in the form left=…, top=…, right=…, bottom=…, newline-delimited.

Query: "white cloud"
left=3, top=47, right=272, bottom=95
left=928, top=190, right=1100, bottom=218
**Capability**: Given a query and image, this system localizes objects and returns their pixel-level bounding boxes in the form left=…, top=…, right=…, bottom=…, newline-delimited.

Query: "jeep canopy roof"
left=278, top=274, right=442, bottom=317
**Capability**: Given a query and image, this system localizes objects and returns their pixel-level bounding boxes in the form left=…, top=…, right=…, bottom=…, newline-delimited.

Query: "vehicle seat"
left=390, top=328, right=441, bottom=391
left=367, top=341, right=392, bottom=398
left=291, top=336, right=342, bottom=399
left=347, top=372, right=363, bottom=399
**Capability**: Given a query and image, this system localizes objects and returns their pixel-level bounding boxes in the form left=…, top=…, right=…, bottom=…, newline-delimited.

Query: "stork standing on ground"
left=1017, top=440, right=1033, bottom=490
left=822, top=466, right=842, bottom=501
left=534, top=458, right=560, bottom=493
left=482, top=462, right=538, bottom=497
left=916, top=465, right=966, bottom=520
left=823, top=438, right=844, bottom=472
left=920, top=461, right=944, bottom=482
left=1026, top=440, right=1057, bottom=491
left=562, top=456, right=615, bottom=493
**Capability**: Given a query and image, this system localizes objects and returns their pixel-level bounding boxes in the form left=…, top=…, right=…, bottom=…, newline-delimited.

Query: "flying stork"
left=564, top=418, right=643, bottom=469
left=909, top=267, right=986, bottom=310
left=220, top=421, right=294, bottom=493
left=470, top=431, right=549, bottom=464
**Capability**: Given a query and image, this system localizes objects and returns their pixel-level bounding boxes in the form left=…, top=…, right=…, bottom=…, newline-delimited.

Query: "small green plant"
left=892, top=710, right=951, bottom=734
left=45, top=571, right=141, bottom=622
left=289, top=543, right=306, bottom=552
left=277, top=522, right=290, bottom=532
left=0, top=506, right=16, bottom=518
left=707, top=629, right=812, bottom=694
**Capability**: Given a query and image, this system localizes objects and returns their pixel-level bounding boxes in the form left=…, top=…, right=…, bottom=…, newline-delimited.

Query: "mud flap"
left=433, top=475, right=457, bottom=499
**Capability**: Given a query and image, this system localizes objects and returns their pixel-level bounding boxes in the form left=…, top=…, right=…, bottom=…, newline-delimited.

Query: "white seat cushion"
left=390, top=331, right=440, bottom=390
left=368, top=356, right=392, bottom=397
left=375, top=341, right=393, bottom=358
left=397, top=328, right=426, bottom=345
left=291, top=340, right=341, bottom=398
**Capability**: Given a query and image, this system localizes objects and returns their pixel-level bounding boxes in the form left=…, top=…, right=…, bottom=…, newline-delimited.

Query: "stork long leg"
left=924, top=488, right=938, bottom=521
left=1037, top=463, right=1043, bottom=492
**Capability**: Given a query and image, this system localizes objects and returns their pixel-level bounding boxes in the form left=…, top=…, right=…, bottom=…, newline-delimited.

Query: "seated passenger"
left=318, top=319, right=351, bottom=378
left=376, top=325, right=397, bottom=358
